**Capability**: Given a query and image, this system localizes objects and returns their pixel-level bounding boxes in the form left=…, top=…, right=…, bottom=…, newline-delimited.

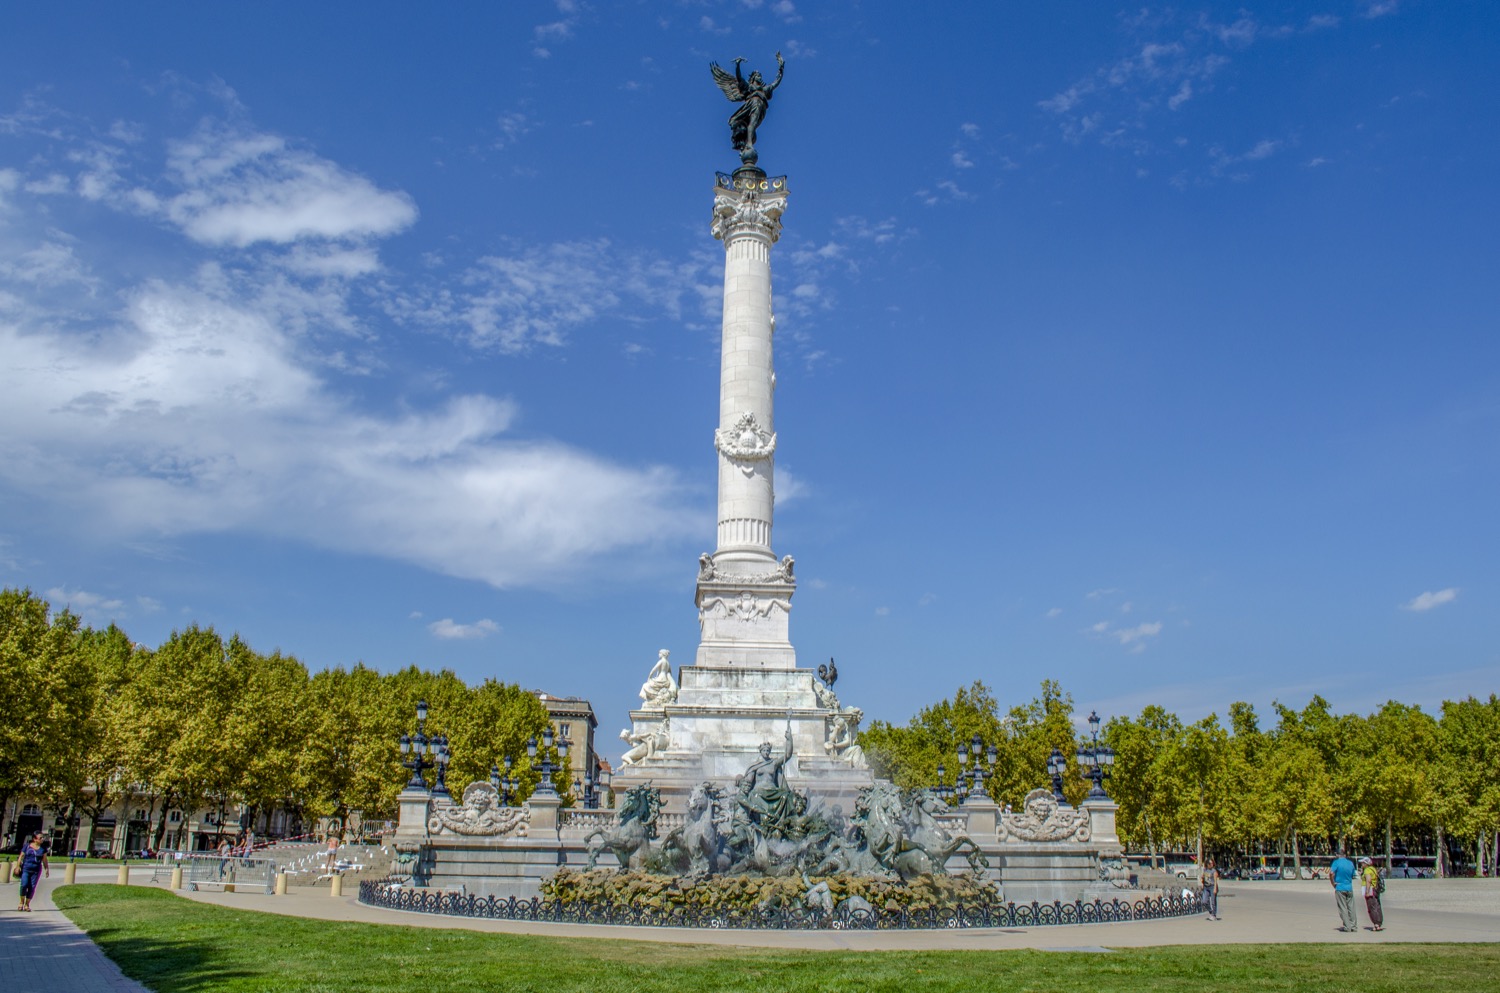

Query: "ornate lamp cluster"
left=525, top=725, right=570, bottom=797
left=574, top=767, right=610, bottom=810
left=400, top=700, right=582, bottom=808
left=489, top=756, right=519, bottom=806
left=935, top=732, right=999, bottom=803
left=1076, top=710, right=1116, bottom=801
left=399, top=700, right=444, bottom=792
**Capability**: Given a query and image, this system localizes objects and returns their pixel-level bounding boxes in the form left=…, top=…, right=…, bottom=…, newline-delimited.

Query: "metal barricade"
left=186, top=854, right=276, bottom=894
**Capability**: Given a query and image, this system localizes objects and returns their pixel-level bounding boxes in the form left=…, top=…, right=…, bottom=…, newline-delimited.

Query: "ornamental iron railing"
left=358, top=878, right=1200, bottom=930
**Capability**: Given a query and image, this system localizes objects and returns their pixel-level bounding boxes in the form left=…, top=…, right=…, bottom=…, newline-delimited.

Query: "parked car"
left=1166, top=862, right=1200, bottom=880
left=1247, top=866, right=1282, bottom=881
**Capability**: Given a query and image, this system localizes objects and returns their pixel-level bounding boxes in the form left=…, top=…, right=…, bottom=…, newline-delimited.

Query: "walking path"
left=171, top=876, right=1500, bottom=951
left=0, top=869, right=149, bottom=993
left=3, top=869, right=1497, bottom=991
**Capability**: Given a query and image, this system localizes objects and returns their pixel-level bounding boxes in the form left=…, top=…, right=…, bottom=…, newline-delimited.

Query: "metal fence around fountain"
left=358, top=878, right=1201, bottom=930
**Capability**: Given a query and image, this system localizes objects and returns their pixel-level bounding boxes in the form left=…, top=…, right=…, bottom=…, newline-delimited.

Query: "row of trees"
left=860, top=680, right=1500, bottom=875
left=0, top=588, right=556, bottom=849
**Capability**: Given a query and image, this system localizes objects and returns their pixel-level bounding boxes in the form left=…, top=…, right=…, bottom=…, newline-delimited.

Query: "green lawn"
left=55, top=885, right=1498, bottom=993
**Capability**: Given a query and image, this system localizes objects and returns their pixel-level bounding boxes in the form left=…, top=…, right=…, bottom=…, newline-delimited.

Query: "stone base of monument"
left=391, top=785, right=1130, bottom=911
left=610, top=663, right=875, bottom=812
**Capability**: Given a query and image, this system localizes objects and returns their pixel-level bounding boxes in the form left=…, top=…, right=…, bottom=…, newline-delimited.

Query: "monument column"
left=694, top=169, right=796, bottom=669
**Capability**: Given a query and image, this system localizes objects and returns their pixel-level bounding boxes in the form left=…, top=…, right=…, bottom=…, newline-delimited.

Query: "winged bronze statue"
left=709, top=52, right=785, bottom=167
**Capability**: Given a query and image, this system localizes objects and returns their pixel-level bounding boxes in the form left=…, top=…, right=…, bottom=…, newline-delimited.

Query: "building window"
left=21, top=804, right=41, bottom=816
left=561, top=723, right=571, bottom=738
left=168, top=811, right=182, bottom=823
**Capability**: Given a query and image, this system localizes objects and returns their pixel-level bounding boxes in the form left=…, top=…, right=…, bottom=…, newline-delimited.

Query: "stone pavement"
left=0, top=869, right=149, bottom=993
left=7, top=870, right=1498, bottom=992
left=170, top=876, right=1500, bottom=951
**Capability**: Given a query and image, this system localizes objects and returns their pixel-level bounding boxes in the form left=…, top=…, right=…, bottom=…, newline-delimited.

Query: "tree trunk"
left=1384, top=817, right=1393, bottom=870
left=1492, top=829, right=1498, bottom=878
left=1291, top=828, right=1301, bottom=875
left=1435, top=823, right=1446, bottom=878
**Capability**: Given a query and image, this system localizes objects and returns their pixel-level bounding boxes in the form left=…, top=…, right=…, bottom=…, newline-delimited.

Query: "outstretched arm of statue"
left=770, top=52, right=785, bottom=90
left=781, top=725, right=794, bottom=762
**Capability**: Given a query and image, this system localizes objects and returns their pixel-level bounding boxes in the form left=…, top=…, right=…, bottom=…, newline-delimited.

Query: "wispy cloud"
left=428, top=617, right=500, bottom=640
left=1088, top=617, right=1165, bottom=654
left=44, top=586, right=125, bottom=621
left=1403, top=588, right=1458, bottom=612
left=0, top=94, right=701, bottom=592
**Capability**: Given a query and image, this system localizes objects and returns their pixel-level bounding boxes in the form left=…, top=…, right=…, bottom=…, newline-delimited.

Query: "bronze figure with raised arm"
left=710, top=52, right=785, bottom=166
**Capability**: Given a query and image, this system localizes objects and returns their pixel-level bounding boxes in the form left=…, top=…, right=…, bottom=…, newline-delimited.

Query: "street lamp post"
left=490, top=755, right=519, bottom=806
left=397, top=700, right=433, bottom=791
left=430, top=734, right=452, bottom=798
left=525, top=727, right=571, bottom=797
left=1076, top=710, right=1117, bottom=801
left=1046, top=747, right=1069, bottom=806
left=956, top=732, right=999, bottom=799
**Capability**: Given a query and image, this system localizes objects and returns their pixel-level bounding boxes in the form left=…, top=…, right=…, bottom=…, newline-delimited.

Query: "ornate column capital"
left=712, top=183, right=787, bottom=244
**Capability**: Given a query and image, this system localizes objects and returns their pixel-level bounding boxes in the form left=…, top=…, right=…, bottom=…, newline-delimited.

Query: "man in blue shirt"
left=1329, top=848, right=1357, bottom=932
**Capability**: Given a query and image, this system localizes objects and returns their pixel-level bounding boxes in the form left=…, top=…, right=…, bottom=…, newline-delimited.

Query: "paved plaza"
left=2, top=870, right=1496, bottom=991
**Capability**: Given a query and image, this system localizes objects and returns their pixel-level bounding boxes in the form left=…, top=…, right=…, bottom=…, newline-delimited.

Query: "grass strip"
left=54, top=885, right=1499, bottom=993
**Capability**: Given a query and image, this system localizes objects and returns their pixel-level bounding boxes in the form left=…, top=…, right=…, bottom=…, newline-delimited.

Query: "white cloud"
left=0, top=262, right=697, bottom=590
left=1363, top=1, right=1399, bottom=18
left=1045, top=607, right=1063, bottom=619
left=428, top=617, right=500, bottom=640
left=1403, top=588, right=1458, bottom=612
left=1115, top=621, right=1163, bottom=645
left=1168, top=80, right=1194, bottom=110
left=44, top=586, right=125, bottom=619
left=153, top=122, right=418, bottom=247
left=918, top=593, right=938, bottom=607
left=874, top=606, right=891, bottom=617
left=388, top=239, right=715, bottom=353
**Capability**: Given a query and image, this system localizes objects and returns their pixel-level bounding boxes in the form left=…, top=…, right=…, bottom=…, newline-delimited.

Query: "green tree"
left=0, top=588, right=95, bottom=841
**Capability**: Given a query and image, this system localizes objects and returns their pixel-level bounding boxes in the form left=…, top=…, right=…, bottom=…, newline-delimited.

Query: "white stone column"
left=709, top=172, right=786, bottom=572
left=692, top=170, right=798, bottom=669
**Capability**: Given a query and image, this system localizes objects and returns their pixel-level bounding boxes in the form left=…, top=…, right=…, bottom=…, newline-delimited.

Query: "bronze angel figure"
left=709, top=53, right=785, bottom=166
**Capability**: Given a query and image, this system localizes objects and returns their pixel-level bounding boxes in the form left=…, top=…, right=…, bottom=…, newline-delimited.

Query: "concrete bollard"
left=64, top=862, right=77, bottom=885
left=1, top=862, right=10, bottom=885
left=275, top=872, right=288, bottom=896
left=329, top=874, right=343, bottom=898
left=117, top=863, right=130, bottom=886
left=170, top=866, right=182, bottom=890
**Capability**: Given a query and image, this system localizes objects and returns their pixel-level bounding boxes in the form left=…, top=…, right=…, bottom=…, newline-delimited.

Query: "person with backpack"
left=1359, top=856, right=1385, bottom=931
left=16, top=833, right=49, bottom=912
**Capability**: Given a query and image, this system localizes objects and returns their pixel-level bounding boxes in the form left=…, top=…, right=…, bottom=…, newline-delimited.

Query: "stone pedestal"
left=1082, top=797, right=1121, bottom=854
left=393, top=787, right=431, bottom=852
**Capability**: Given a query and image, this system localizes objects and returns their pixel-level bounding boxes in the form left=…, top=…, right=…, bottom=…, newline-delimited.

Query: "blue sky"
left=2, top=2, right=1496, bottom=757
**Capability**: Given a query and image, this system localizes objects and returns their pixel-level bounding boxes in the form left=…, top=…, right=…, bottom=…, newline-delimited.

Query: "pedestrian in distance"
left=1330, top=848, right=1358, bottom=932
left=1201, top=857, right=1221, bottom=921
left=16, top=833, right=49, bottom=912
left=1359, top=856, right=1385, bottom=931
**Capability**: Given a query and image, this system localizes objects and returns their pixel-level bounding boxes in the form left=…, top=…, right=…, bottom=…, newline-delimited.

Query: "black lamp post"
left=525, top=726, right=571, bottom=797
left=397, top=699, right=433, bottom=791
left=578, top=767, right=602, bottom=809
left=490, top=755, right=519, bottom=806
left=1046, top=747, right=1070, bottom=806
left=1076, top=710, right=1117, bottom=801
left=956, top=731, right=999, bottom=799
left=430, top=734, right=452, bottom=798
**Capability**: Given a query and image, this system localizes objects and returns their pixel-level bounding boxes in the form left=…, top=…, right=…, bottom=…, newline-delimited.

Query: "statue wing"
left=710, top=62, right=748, bottom=102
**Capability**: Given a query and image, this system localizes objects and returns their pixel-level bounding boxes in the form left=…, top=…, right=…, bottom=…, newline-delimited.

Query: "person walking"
left=1359, top=856, right=1385, bottom=931
left=16, top=832, right=49, bottom=912
left=1201, top=858, right=1221, bottom=920
left=1330, top=848, right=1357, bottom=932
